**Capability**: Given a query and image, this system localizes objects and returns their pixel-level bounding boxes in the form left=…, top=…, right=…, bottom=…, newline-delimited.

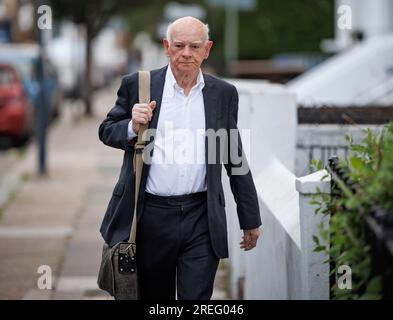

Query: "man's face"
left=163, top=23, right=213, bottom=74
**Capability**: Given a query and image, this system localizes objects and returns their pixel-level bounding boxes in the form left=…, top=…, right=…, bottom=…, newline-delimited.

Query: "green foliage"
left=310, top=122, right=393, bottom=300
left=52, top=0, right=137, bottom=37
left=120, top=0, right=334, bottom=72
left=122, top=1, right=167, bottom=42
left=238, top=0, right=334, bottom=59
left=53, top=0, right=334, bottom=71
left=310, top=159, right=324, bottom=172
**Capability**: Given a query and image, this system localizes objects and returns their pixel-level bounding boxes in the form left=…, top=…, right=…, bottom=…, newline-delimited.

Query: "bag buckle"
left=118, top=242, right=136, bottom=274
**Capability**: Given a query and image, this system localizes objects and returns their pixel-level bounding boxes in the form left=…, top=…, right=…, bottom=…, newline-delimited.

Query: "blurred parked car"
left=0, top=64, right=34, bottom=144
left=0, top=44, right=62, bottom=123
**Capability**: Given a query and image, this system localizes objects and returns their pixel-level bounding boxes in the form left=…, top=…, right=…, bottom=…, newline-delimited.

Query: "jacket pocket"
left=113, top=182, right=125, bottom=197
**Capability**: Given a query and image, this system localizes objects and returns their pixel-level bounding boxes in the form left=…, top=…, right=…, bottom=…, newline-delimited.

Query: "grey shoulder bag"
left=97, top=70, right=150, bottom=300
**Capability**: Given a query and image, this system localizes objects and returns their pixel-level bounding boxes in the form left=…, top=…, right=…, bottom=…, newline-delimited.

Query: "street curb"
left=0, top=142, right=35, bottom=213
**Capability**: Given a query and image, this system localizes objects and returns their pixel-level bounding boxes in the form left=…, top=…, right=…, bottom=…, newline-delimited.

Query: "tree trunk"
left=84, top=23, right=93, bottom=116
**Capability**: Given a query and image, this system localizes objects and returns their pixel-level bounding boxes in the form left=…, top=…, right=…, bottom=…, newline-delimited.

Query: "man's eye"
left=175, top=44, right=184, bottom=48
left=192, top=45, right=199, bottom=49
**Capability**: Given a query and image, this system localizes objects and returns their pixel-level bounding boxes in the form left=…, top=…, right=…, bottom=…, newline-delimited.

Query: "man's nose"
left=182, top=45, right=192, bottom=58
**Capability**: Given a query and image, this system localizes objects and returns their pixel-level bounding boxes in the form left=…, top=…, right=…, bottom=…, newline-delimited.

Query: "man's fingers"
left=241, top=239, right=257, bottom=246
left=134, top=115, right=148, bottom=124
left=135, top=112, right=151, bottom=122
left=240, top=244, right=256, bottom=251
left=250, top=234, right=259, bottom=241
left=240, top=232, right=258, bottom=250
left=242, top=241, right=257, bottom=251
left=135, top=108, right=151, bottom=118
left=149, top=101, right=156, bottom=110
left=244, top=233, right=251, bottom=243
left=133, top=102, right=156, bottom=122
left=147, top=101, right=156, bottom=120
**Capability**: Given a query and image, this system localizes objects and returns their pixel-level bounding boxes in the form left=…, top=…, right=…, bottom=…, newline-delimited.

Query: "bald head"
left=166, top=16, right=210, bottom=45
left=163, top=16, right=213, bottom=77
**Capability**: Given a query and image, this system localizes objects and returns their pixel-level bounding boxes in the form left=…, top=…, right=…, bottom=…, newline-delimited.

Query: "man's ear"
left=163, top=39, right=170, bottom=56
left=204, top=40, right=213, bottom=59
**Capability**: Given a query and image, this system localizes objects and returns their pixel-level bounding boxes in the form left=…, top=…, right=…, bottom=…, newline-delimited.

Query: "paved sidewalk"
left=0, top=82, right=229, bottom=300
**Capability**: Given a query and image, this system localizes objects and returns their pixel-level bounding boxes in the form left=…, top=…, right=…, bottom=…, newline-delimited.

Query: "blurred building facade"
left=287, top=0, right=393, bottom=176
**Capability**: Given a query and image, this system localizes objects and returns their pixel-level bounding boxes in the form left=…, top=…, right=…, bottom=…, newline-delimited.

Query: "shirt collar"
left=166, top=64, right=205, bottom=97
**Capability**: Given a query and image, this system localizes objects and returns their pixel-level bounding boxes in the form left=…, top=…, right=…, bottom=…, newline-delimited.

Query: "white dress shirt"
left=128, top=65, right=207, bottom=196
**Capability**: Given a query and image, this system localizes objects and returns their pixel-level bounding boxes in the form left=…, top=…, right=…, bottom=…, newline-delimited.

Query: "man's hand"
left=240, top=228, right=260, bottom=251
left=131, top=101, right=156, bottom=134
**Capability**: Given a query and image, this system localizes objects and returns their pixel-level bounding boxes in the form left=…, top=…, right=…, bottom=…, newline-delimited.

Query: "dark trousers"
left=136, top=191, right=219, bottom=300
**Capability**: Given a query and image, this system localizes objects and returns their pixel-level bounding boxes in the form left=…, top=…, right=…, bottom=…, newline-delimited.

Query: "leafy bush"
left=311, top=121, right=393, bottom=299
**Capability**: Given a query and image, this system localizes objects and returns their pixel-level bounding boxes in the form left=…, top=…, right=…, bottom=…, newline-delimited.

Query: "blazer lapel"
left=202, top=75, right=220, bottom=150
left=148, top=66, right=167, bottom=132
left=202, top=76, right=219, bottom=132
left=202, top=75, right=220, bottom=197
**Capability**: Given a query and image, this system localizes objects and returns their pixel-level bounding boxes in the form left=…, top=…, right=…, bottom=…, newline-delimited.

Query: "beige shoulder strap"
left=129, top=70, right=150, bottom=243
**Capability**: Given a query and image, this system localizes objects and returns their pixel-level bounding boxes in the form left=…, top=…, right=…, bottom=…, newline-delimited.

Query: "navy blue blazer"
left=98, top=65, right=262, bottom=258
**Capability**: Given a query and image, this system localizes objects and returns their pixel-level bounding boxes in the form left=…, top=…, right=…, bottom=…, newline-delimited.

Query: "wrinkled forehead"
left=170, top=22, right=206, bottom=43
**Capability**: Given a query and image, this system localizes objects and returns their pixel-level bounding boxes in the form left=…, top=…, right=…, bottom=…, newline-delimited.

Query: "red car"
left=0, top=64, right=33, bottom=144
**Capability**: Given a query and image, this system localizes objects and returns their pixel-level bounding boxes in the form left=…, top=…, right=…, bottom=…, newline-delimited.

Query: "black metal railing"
left=297, top=144, right=349, bottom=173
left=327, top=156, right=393, bottom=299
left=327, top=156, right=351, bottom=201
left=365, top=207, right=393, bottom=299
left=298, top=105, right=393, bottom=124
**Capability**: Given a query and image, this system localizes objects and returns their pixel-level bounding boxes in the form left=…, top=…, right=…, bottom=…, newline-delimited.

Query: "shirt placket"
left=178, top=89, right=188, bottom=192
left=183, top=92, right=192, bottom=191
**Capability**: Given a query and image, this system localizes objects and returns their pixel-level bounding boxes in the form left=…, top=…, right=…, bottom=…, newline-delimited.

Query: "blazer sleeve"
left=223, top=85, right=262, bottom=230
left=98, top=75, right=138, bottom=151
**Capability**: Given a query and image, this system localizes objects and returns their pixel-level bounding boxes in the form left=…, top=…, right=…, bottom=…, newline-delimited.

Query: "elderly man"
left=98, top=16, right=262, bottom=300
